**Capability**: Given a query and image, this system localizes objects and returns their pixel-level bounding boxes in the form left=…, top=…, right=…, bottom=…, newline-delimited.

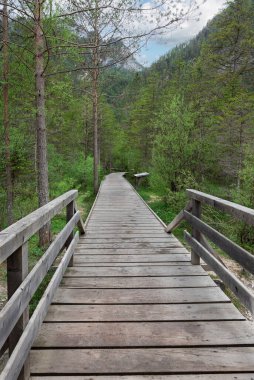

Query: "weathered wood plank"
left=30, top=347, right=254, bottom=374
left=74, top=248, right=189, bottom=255
left=53, top=287, right=229, bottom=304
left=79, top=238, right=177, bottom=243
left=30, top=375, right=254, bottom=380
left=64, top=265, right=205, bottom=277
left=45, top=303, right=244, bottom=322
left=85, top=233, right=171, bottom=237
left=74, top=254, right=190, bottom=263
left=76, top=243, right=186, bottom=249
left=0, top=190, right=78, bottom=263
left=60, top=275, right=215, bottom=288
left=34, top=320, right=254, bottom=347
left=73, top=262, right=192, bottom=267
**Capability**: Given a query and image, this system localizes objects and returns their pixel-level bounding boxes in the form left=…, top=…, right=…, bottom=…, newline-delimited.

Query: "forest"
left=0, top=0, right=254, bottom=255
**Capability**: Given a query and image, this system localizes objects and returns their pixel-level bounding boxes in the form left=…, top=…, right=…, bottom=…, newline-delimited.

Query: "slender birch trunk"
left=3, top=0, right=13, bottom=226
left=34, top=0, right=50, bottom=245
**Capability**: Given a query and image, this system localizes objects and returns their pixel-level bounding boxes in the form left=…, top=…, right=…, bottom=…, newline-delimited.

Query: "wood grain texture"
left=60, top=275, right=215, bottom=288
left=30, top=375, right=254, bottom=380
left=45, top=303, right=244, bottom=322
left=75, top=248, right=189, bottom=254
left=74, top=254, right=191, bottom=263
left=34, top=320, right=254, bottom=347
left=64, top=265, right=205, bottom=277
left=30, top=347, right=254, bottom=374
left=53, top=287, right=229, bottom=304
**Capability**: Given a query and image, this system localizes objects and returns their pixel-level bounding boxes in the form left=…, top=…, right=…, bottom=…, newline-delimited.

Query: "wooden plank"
left=72, top=262, right=192, bottom=267
left=0, top=233, right=79, bottom=380
left=45, top=303, right=244, bottom=322
left=30, top=375, right=254, bottom=380
left=74, top=248, right=189, bottom=255
left=53, top=287, right=229, bottom=304
left=74, top=254, right=190, bottom=263
left=79, top=238, right=177, bottom=243
left=187, top=189, right=254, bottom=226
left=76, top=243, right=186, bottom=249
left=85, top=233, right=171, bottom=237
left=86, top=227, right=164, bottom=231
left=0, top=212, right=80, bottom=352
left=0, top=190, right=78, bottom=263
left=60, top=275, right=215, bottom=288
left=184, top=211, right=254, bottom=274
left=30, top=347, right=254, bottom=374
left=64, top=265, right=206, bottom=277
left=185, top=231, right=254, bottom=314
left=34, top=320, right=254, bottom=348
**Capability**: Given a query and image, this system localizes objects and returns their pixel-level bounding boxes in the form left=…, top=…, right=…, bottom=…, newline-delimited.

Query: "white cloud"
left=154, top=0, right=226, bottom=45
left=135, top=0, right=227, bottom=65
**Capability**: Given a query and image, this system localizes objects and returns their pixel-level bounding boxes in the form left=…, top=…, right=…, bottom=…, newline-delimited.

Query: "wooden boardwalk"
left=30, top=173, right=254, bottom=379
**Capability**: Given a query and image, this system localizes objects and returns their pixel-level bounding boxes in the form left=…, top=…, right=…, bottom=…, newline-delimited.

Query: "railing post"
left=66, top=200, right=75, bottom=267
left=7, top=243, right=30, bottom=380
left=191, top=198, right=201, bottom=265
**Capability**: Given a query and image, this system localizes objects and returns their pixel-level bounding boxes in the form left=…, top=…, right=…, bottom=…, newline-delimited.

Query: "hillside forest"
left=1, top=0, right=254, bottom=256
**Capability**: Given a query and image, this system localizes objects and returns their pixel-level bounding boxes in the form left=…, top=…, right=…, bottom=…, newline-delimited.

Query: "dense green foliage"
left=120, top=0, right=254, bottom=249
left=1, top=0, right=254, bottom=252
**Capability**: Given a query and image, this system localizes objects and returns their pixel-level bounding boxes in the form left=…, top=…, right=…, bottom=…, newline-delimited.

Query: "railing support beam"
left=7, top=243, right=30, bottom=380
left=66, top=200, right=75, bottom=267
left=191, top=199, right=201, bottom=265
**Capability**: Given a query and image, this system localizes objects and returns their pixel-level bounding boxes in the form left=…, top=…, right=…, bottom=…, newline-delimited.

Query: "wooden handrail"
left=184, top=211, right=254, bottom=275
left=0, top=190, right=79, bottom=263
left=166, top=189, right=254, bottom=315
left=0, top=212, right=80, bottom=351
left=187, top=189, right=254, bottom=226
left=185, top=231, right=254, bottom=314
left=0, top=190, right=85, bottom=380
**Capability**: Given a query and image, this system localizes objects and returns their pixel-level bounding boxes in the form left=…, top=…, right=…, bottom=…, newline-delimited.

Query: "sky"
left=138, top=0, right=227, bottom=66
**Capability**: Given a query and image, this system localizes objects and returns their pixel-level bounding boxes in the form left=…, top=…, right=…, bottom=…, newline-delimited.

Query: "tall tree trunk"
left=3, top=0, right=14, bottom=226
left=92, top=9, right=100, bottom=194
left=35, top=0, right=50, bottom=246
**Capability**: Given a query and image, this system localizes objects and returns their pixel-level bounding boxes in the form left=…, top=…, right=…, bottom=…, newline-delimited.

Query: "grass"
left=138, top=187, right=189, bottom=242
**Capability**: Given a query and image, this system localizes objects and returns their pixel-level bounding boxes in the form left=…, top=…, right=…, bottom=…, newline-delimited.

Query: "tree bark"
left=34, top=0, right=50, bottom=246
left=3, top=0, right=14, bottom=226
left=91, top=0, right=100, bottom=194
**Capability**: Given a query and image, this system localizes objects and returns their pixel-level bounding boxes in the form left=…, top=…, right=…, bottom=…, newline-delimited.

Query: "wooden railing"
left=0, top=190, right=85, bottom=380
left=166, top=189, right=254, bottom=315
